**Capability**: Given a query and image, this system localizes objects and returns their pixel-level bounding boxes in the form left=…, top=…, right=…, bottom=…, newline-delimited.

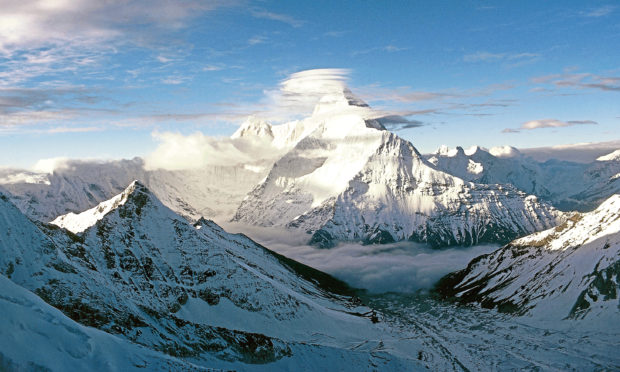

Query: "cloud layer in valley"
left=220, top=222, right=498, bottom=293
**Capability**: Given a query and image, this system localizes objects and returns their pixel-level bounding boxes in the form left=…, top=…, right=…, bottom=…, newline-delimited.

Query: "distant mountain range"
left=426, top=145, right=620, bottom=212
left=8, top=89, right=616, bottom=248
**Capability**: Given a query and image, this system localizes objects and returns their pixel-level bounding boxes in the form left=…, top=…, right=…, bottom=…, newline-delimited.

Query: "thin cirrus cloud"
left=250, top=9, right=305, bottom=28
left=463, top=51, right=540, bottom=63
left=248, top=35, right=268, bottom=45
left=0, top=0, right=236, bottom=134
left=531, top=72, right=620, bottom=92
left=582, top=5, right=615, bottom=17
left=503, top=118, right=597, bottom=133
left=0, top=86, right=114, bottom=129
left=351, top=45, right=409, bottom=56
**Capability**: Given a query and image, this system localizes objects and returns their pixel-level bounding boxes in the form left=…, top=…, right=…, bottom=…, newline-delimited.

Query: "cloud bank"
left=220, top=223, right=498, bottom=293
left=144, top=130, right=286, bottom=171
left=519, top=139, right=620, bottom=163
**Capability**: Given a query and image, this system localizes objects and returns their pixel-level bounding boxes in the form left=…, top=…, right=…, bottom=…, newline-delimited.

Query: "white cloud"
left=220, top=222, right=498, bottom=293
left=531, top=72, right=620, bottom=92
left=352, top=45, right=408, bottom=56
left=463, top=51, right=540, bottom=65
left=202, top=65, right=223, bottom=71
left=0, top=0, right=223, bottom=54
left=260, top=68, right=351, bottom=120
left=156, top=55, right=174, bottom=63
left=161, top=76, right=190, bottom=85
left=502, top=118, right=598, bottom=133
left=32, top=157, right=71, bottom=174
left=144, top=130, right=286, bottom=171
left=463, top=51, right=505, bottom=62
left=45, top=126, right=102, bottom=134
left=519, top=140, right=620, bottom=163
left=0, top=0, right=230, bottom=88
left=583, top=5, right=615, bottom=17
left=248, top=36, right=267, bottom=45
left=521, top=118, right=597, bottom=130
left=250, top=9, right=305, bottom=28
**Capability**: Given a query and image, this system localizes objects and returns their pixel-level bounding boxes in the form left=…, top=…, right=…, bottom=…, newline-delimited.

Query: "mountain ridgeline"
left=1, top=183, right=423, bottom=369
left=1, top=88, right=618, bottom=250
left=435, top=194, right=620, bottom=321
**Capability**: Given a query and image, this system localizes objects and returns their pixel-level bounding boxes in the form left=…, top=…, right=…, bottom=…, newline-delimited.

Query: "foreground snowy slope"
left=1, top=184, right=425, bottom=370
left=427, top=146, right=620, bottom=212
left=0, top=274, right=207, bottom=371
left=234, top=89, right=562, bottom=247
left=2, top=183, right=618, bottom=370
left=436, top=193, right=620, bottom=321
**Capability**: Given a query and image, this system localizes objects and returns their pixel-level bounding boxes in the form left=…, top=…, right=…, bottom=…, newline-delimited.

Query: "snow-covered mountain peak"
left=51, top=180, right=147, bottom=233
left=434, top=145, right=466, bottom=157
left=464, top=145, right=487, bottom=156
left=596, top=149, right=620, bottom=162
left=231, top=116, right=274, bottom=140
left=312, top=87, right=369, bottom=116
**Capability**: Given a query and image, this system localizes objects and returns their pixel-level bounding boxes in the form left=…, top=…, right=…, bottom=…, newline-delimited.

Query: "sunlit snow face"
left=220, top=222, right=498, bottom=293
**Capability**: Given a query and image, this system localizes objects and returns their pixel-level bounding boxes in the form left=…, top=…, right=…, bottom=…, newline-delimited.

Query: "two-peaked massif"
left=436, top=194, right=620, bottom=321
left=232, top=91, right=562, bottom=247
left=0, top=182, right=425, bottom=370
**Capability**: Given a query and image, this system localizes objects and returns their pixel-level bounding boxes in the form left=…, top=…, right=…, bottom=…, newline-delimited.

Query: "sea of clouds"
left=221, top=222, right=498, bottom=293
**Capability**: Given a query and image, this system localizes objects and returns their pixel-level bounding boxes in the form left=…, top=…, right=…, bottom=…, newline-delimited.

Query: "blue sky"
left=0, top=0, right=618, bottom=168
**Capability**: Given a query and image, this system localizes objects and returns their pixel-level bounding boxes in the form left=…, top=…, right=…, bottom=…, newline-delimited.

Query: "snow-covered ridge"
left=51, top=180, right=140, bottom=233
left=597, top=149, right=620, bottom=162
left=436, top=194, right=620, bottom=321
left=231, top=116, right=274, bottom=140
left=1, top=182, right=429, bottom=369
left=0, top=274, right=204, bottom=371
left=427, top=145, right=620, bottom=212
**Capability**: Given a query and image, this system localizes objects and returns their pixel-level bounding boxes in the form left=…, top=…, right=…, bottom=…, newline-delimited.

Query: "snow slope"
left=234, top=90, right=562, bottom=248
left=427, top=146, right=620, bottom=212
left=436, top=193, right=620, bottom=321
left=0, top=274, right=207, bottom=371
left=0, top=184, right=425, bottom=370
